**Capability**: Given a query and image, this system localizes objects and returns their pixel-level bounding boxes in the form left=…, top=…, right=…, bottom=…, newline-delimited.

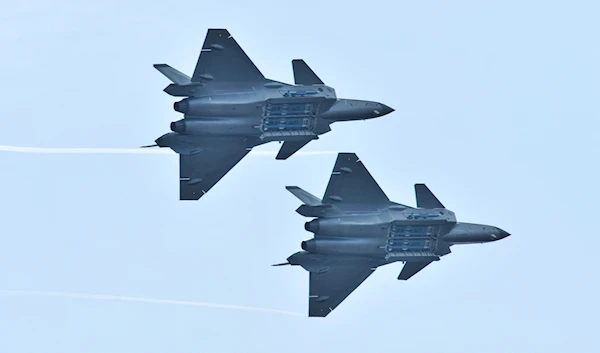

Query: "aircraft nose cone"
left=379, top=104, right=394, bottom=116
left=497, top=228, right=511, bottom=240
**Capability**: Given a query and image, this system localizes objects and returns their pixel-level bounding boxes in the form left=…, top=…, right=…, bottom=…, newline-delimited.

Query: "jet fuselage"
left=279, top=153, right=511, bottom=317
left=299, top=206, right=509, bottom=263
left=149, top=29, right=395, bottom=200
left=156, top=82, right=392, bottom=144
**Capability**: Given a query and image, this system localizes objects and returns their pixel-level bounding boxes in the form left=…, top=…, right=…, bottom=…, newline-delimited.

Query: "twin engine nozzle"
left=173, top=99, right=190, bottom=114
left=304, top=219, right=319, bottom=233
left=170, top=120, right=185, bottom=133
left=170, top=98, right=189, bottom=133
left=302, top=220, right=319, bottom=253
left=301, top=240, right=311, bottom=251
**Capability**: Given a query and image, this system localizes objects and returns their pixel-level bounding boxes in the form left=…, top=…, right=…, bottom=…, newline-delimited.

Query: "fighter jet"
left=274, top=153, right=510, bottom=317
left=144, top=29, right=394, bottom=200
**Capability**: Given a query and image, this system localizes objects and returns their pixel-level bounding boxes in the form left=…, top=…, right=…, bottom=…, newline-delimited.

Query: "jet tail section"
left=153, top=64, right=191, bottom=84
left=398, top=260, right=434, bottom=280
left=286, top=186, right=342, bottom=217
left=292, top=59, right=324, bottom=85
left=415, top=184, right=445, bottom=209
left=276, top=139, right=315, bottom=160
left=286, top=186, right=321, bottom=205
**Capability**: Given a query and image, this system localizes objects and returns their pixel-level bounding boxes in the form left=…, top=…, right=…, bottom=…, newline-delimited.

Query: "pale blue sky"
left=1, top=0, right=599, bottom=352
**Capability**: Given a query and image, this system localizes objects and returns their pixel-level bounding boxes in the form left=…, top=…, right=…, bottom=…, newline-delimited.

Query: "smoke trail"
left=0, top=145, right=171, bottom=154
left=0, top=290, right=303, bottom=317
left=0, top=145, right=336, bottom=156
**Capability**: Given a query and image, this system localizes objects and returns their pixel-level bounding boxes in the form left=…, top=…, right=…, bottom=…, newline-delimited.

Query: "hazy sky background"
left=1, top=1, right=599, bottom=352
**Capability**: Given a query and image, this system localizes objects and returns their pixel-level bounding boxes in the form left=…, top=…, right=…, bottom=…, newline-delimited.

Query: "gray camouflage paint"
left=277, top=153, right=510, bottom=317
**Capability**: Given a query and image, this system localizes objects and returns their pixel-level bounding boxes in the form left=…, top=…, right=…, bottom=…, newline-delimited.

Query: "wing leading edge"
left=191, top=29, right=265, bottom=85
left=322, top=153, right=390, bottom=211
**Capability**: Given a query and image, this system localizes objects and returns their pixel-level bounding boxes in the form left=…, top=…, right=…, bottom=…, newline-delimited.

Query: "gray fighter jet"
left=144, top=29, right=394, bottom=200
left=274, top=153, right=510, bottom=317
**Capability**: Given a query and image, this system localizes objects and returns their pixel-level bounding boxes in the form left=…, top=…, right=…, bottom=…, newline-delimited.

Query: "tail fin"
left=292, top=59, right=324, bottom=85
left=286, top=186, right=321, bottom=205
left=398, top=260, right=436, bottom=280
left=414, top=184, right=445, bottom=209
left=153, top=64, right=191, bottom=84
left=276, top=138, right=316, bottom=160
left=286, top=186, right=341, bottom=217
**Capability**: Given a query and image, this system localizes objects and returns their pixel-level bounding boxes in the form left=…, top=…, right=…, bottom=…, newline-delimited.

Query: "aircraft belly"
left=383, top=222, right=451, bottom=261
left=180, top=117, right=261, bottom=136
left=179, top=102, right=263, bottom=118
left=302, top=237, right=386, bottom=257
left=191, top=91, right=266, bottom=104
left=258, top=97, right=335, bottom=142
left=312, top=216, right=388, bottom=238
left=175, top=91, right=267, bottom=117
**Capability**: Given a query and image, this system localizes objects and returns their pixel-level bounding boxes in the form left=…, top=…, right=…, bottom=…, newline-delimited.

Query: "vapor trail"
left=0, top=145, right=336, bottom=156
left=0, top=290, right=303, bottom=317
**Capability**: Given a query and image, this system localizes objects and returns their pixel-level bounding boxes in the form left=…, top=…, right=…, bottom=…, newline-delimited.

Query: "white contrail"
left=0, top=290, right=303, bottom=317
left=0, top=145, right=337, bottom=156
left=0, top=145, right=171, bottom=154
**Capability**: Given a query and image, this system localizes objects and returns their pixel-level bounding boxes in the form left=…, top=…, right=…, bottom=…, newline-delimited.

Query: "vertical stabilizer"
left=286, top=186, right=321, bottom=206
left=414, top=184, right=445, bottom=209
left=276, top=139, right=315, bottom=160
left=398, top=261, right=435, bottom=280
left=153, top=64, right=191, bottom=84
left=292, top=59, right=324, bottom=85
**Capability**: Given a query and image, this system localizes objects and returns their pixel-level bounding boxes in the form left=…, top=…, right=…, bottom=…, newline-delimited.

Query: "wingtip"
left=337, top=152, right=359, bottom=160
left=207, top=28, right=231, bottom=35
left=275, top=147, right=293, bottom=160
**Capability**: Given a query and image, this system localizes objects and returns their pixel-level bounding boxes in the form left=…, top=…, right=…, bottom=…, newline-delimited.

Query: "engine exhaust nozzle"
left=304, top=219, right=320, bottom=233
left=173, top=99, right=190, bottom=114
left=170, top=119, right=186, bottom=133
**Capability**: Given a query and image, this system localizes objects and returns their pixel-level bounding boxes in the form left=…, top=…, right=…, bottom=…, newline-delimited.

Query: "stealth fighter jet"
left=275, top=153, right=510, bottom=317
left=145, top=29, right=394, bottom=200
